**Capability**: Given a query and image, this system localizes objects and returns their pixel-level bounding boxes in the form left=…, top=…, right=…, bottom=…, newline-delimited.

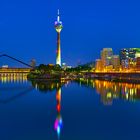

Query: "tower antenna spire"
left=58, top=9, right=60, bottom=15
left=57, top=9, right=60, bottom=22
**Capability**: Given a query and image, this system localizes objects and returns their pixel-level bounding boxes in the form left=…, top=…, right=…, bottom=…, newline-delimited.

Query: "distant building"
left=48, top=64, right=55, bottom=66
left=62, top=63, right=67, bottom=70
left=120, top=48, right=140, bottom=69
left=99, top=48, right=113, bottom=71
left=101, top=48, right=113, bottom=67
left=2, top=65, right=8, bottom=68
left=62, top=63, right=72, bottom=69
left=121, top=59, right=129, bottom=69
left=106, top=65, right=113, bottom=72
left=30, top=59, right=36, bottom=68
left=111, top=55, right=120, bottom=71
left=120, top=48, right=135, bottom=60
left=95, top=59, right=102, bottom=71
left=136, top=57, right=140, bottom=70
left=134, top=48, right=140, bottom=58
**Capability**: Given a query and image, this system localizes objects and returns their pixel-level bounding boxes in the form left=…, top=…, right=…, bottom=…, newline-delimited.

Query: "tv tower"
left=55, top=9, right=63, bottom=66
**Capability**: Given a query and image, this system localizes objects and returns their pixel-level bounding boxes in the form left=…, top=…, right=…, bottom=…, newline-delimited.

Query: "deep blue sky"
left=0, top=0, right=140, bottom=67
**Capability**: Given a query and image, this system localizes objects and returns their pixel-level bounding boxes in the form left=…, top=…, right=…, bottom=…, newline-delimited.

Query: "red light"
left=57, top=104, right=61, bottom=112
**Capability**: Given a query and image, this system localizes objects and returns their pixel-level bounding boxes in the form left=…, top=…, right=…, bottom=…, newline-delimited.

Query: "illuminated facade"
left=136, top=57, right=140, bottom=70
left=96, top=48, right=120, bottom=72
left=135, top=48, right=140, bottom=58
left=120, top=48, right=140, bottom=69
left=95, top=48, right=140, bottom=72
left=0, top=68, right=30, bottom=83
left=101, top=48, right=113, bottom=67
left=135, top=49, right=140, bottom=70
left=111, top=55, right=120, bottom=71
left=95, top=48, right=113, bottom=71
left=55, top=9, right=63, bottom=66
left=95, top=59, right=102, bottom=71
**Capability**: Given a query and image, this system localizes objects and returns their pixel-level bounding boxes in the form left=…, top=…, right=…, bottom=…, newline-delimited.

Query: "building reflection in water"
left=0, top=74, right=32, bottom=104
left=54, top=88, right=63, bottom=139
left=0, top=74, right=27, bottom=83
left=77, top=78, right=140, bottom=105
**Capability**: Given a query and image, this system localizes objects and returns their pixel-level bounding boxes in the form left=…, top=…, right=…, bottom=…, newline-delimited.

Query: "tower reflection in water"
left=77, top=79, right=140, bottom=105
left=54, top=88, right=63, bottom=139
left=31, top=80, right=64, bottom=139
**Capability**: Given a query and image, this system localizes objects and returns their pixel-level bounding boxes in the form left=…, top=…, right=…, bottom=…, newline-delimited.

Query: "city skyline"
left=95, top=48, right=140, bottom=72
left=0, top=0, right=140, bottom=66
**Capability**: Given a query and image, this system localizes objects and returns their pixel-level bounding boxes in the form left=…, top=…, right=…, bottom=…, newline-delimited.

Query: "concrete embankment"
left=85, top=72, right=140, bottom=84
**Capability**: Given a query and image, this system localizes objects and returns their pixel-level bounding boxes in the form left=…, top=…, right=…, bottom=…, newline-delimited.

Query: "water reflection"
left=76, top=79, right=140, bottom=105
left=30, top=80, right=64, bottom=139
left=1, top=76, right=140, bottom=139
left=54, top=88, right=63, bottom=139
left=0, top=74, right=27, bottom=83
left=0, top=75, right=32, bottom=104
left=0, top=88, right=33, bottom=104
left=31, top=80, right=64, bottom=93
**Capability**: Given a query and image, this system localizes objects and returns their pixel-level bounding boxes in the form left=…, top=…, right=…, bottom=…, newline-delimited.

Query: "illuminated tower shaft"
left=55, top=9, right=63, bottom=66
left=56, top=32, right=61, bottom=66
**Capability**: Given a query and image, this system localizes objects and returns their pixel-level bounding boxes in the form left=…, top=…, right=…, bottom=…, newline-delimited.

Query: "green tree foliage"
left=37, top=64, right=62, bottom=73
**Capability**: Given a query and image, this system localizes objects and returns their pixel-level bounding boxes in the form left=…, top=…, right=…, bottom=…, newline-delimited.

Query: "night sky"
left=0, top=0, right=140, bottom=67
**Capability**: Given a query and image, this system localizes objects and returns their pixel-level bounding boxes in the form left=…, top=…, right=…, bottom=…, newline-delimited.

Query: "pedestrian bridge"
left=0, top=53, right=32, bottom=77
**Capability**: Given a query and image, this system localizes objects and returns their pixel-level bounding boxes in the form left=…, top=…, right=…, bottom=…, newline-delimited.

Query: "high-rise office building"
left=136, top=57, right=140, bottom=70
left=101, top=48, right=113, bottom=67
left=120, top=48, right=140, bottom=69
left=111, top=55, right=120, bottom=71
left=135, top=48, right=140, bottom=58
left=95, top=59, right=102, bottom=71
